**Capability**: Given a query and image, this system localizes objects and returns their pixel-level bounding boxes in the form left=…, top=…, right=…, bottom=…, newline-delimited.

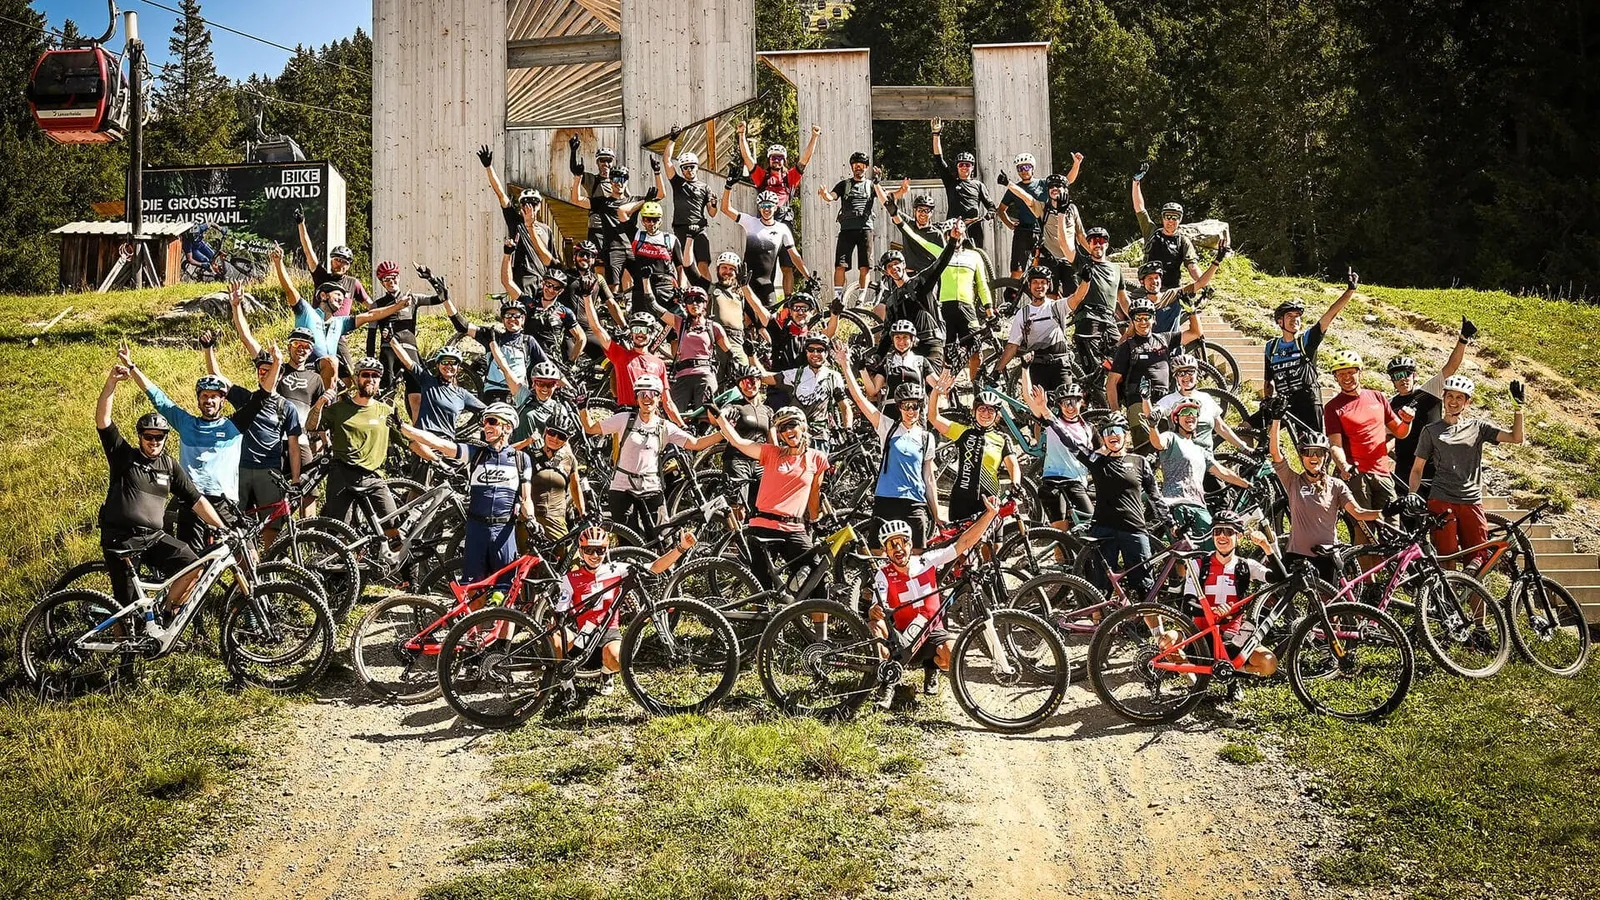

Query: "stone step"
left=1529, top=552, right=1600, bottom=572
left=1483, top=496, right=1514, bottom=511
left=1540, top=569, right=1600, bottom=588
left=1530, top=537, right=1577, bottom=554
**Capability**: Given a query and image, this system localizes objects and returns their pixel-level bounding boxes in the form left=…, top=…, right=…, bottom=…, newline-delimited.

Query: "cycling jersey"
left=457, top=443, right=530, bottom=520
left=523, top=301, right=580, bottom=360
left=292, top=299, right=356, bottom=361
left=1000, top=180, right=1046, bottom=231
left=471, top=328, right=547, bottom=397
left=669, top=174, right=713, bottom=231
left=831, top=177, right=876, bottom=229
left=501, top=206, right=552, bottom=286
left=1040, top=415, right=1093, bottom=480
left=737, top=214, right=795, bottom=286
left=1324, top=389, right=1401, bottom=475
left=406, top=359, right=485, bottom=438
left=1135, top=210, right=1198, bottom=289
left=1110, top=329, right=1185, bottom=405
left=945, top=423, right=1013, bottom=520
left=147, top=385, right=243, bottom=501
left=1275, top=459, right=1353, bottom=558
left=933, top=152, right=993, bottom=221
left=891, top=216, right=944, bottom=272
left=364, top=289, right=444, bottom=352
left=672, top=320, right=727, bottom=377
left=604, top=343, right=670, bottom=407
left=275, top=363, right=320, bottom=421
left=878, top=239, right=958, bottom=356
left=778, top=366, right=846, bottom=438
left=749, top=164, right=803, bottom=209
left=528, top=445, right=577, bottom=537
left=225, top=385, right=302, bottom=471
left=1074, top=258, right=1122, bottom=329
left=1008, top=297, right=1072, bottom=355
left=559, top=561, right=631, bottom=632
left=875, top=418, right=935, bottom=502
left=764, top=314, right=809, bottom=375
left=321, top=397, right=390, bottom=473
left=1391, top=373, right=1446, bottom=484
left=716, top=389, right=773, bottom=442
left=310, top=265, right=369, bottom=315
left=97, top=423, right=202, bottom=541
left=1155, top=433, right=1214, bottom=508
left=874, top=543, right=959, bottom=635
left=512, top=393, right=576, bottom=446
left=939, top=247, right=991, bottom=310
left=1264, top=324, right=1325, bottom=399
left=1187, top=554, right=1270, bottom=636
left=872, top=350, right=937, bottom=397
left=1416, top=418, right=1502, bottom=505
left=1076, top=450, right=1159, bottom=532
left=750, top=444, right=827, bottom=532
left=628, top=229, right=682, bottom=301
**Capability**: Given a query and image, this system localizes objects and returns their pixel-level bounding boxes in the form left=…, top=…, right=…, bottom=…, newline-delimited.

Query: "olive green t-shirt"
left=323, top=397, right=390, bottom=472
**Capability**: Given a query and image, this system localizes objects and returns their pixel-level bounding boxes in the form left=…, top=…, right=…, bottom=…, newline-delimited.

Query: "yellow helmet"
left=641, top=201, right=664, bottom=219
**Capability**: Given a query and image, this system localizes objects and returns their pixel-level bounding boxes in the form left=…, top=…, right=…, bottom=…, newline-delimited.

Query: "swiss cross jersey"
left=1191, top=555, right=1270, bottom=636
left=875, top=544, right=959, bottom=633
left=1265, top=324, right=1325, bottom=398
left=558, top=561, right=631, bottom=631
left=457, top=443, right=530, bottom=519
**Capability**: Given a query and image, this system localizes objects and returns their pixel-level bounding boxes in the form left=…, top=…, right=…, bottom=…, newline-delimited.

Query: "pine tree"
left=145, top=0, right=239, bottom=167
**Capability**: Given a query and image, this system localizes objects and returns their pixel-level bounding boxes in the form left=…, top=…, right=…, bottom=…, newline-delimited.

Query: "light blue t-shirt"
left=148, top=385, right=244, bottom=500
left=1041, top=415, right=1092, bottom=480
left=293, top=299, right=356, bottom=360
left=874, top=418, right=934, bottom=502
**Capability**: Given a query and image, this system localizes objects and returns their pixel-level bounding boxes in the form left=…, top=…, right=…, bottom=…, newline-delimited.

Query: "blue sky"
left=37, top=0, right=371, bottom=81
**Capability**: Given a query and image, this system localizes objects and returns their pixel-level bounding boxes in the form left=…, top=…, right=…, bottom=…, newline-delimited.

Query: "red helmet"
left=375, top=260, right=400, bottom=280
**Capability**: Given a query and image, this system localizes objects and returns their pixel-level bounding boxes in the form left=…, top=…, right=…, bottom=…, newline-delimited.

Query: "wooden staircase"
left=1196, top=312, right=1600, bottom=623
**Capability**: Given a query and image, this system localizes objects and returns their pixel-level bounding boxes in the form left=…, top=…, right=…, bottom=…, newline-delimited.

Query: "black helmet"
left=1273, top=298, right=1307, bottom=320
left=732, top=363, right=763, bottom=382
left=785, top=292, right=817, bottom=310
left=880, top=249, right=905, bottom=268
left=1085, top=226, right=1110, bottom=242
left=1211, top=509, right=1246, bottom=532
left=135, top=412, right=171, bottom=434
left=1386, top=355, right=1418, bottom=375
left=595, top=146, right=616, bottom=160
left=1043, top=173, right=1070, bottom=192
left=1137, top=260, right=1165, bottom=279
left=354, top=356, right=384, bottom=375
left=1296, top=431, right=1332, bottom=452
left=1101, top=412, right=1130, bottom=431
left=609, top=165, right=630, bottom=182
left=329, top=245, right=355, bottom=261
left=1025, top=265, right=1053, bottom=284
left=251, top=349, right=274, bottom=367
left=849, top=150, right=870, bottom=165
left=911, top=193, right=936, bottom=210
left=287, top=326, right=315, bottom=345
left=571, top=240, right=598, bottom=258
left=542, top=410, right=577, bottom=440
left=1050, top=382, right=1084, bottom=405
left=893, top=382, right=926, bottom=402
left=955, top=151, right=976, bottom=165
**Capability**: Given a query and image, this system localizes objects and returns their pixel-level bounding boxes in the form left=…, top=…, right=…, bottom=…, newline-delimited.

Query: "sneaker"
left=922, top=665, right=941, bottom=697
left=598, top=674, right=617, bottom=696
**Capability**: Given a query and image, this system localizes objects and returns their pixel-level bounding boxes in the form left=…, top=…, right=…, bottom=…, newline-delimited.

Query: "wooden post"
left=971, top=43, right=1053, bottom=277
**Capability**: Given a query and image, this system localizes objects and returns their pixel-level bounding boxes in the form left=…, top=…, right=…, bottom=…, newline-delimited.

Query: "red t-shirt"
left=605, top=342, right=669, bottom=407
left=1324, top=388, right=1400, bottom=475
left=750, top=165, right=803, bottom=206
left=750, top=445, right=828, bottom=532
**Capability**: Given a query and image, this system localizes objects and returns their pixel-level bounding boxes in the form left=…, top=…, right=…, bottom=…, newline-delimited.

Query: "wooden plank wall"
left=373, top=0, right=507, bottom=311
left=758, top=49, right=873, bottom=277
left=971, top=43, right=1053, bottom=277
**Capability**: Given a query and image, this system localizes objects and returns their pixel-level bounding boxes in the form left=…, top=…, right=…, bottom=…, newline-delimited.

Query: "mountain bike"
left=294, top=474, right=467, bottom=594
left=1466, top=501, right=1591, bottom=676
left=18, top=526, right=335, bottom=698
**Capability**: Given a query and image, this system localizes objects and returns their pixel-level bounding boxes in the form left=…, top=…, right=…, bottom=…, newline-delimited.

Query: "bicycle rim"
left=438, top=608, right=554, bottom=728
left=757, top=599, right=877, bottom=720
left=1417, top=572, right=1511, bottom=678
left=1287, top=601, right=1412, bottom=720
left=666, top=557, right=762, bottom=607
left=1507, top=576, right=1590, bottom=677
left=1087, top=603, right=1209, bottom=724
left=950, top=610, right=1069, bottom=734
left=18, top=590, right=132, bottom=696
left=221, top=581, right=334, bottom=691
left=266, top=529, right=362, bottom=618
left=1010, top=571, right=1105, bottom=671
left=351, top=594, right=450, bottom=702
left=621, top=597, right=740, bottom=715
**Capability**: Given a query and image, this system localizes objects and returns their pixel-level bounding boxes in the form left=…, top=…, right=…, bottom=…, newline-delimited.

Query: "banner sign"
left=140, top=161, right=347, bottom=261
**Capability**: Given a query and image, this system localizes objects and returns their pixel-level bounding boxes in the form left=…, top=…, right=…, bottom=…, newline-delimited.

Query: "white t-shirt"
left=599, top=411, right=692, bottom=494
left=1007, top=298, right=1071, bottom=351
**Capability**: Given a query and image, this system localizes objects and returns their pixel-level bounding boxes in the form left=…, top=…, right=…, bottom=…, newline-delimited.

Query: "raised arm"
left=736, top=120, right=754, bottom=170
left=926, top=372, right=957, bottom=438
left=1443, top=318, right=1473, bottom=377
left=96, top=364, right=127, bottom=429
left=398, top=422, right=461, bottom=458
left=501, top=242, right=522, bottom=300
left=1130, top=174, right=1146, bottom=215
left=353, top=295, right=409, bottom=329
left=953, top=496, right=1002, bottom=556
left=1066, top=151, right=1084, bottom=185
left=583, top=293, right=612, bottom=352
left=269, top=244, right=301, bottom=308
left=569, top=175, right=590, bottom=210
left=296, top=211, right=319, bottom=272
left=833, top=342, right=881, bottom=429
left=478, top=145, right=511, bottom=208
left=1181, top=240, right=1229, bottom=297
left=1142, top=396, right=1168, bottom=451
left=663, top=131, right=679, bottom=180
left=709, top=407, right=763, bottom=460
left=388, top=335, right=418, bottom=373
left=1501, top=381, right=1526, bottom=444
left=260, top=342, right=282, bottom=392
left=1319, top=269, right=1359, bottom=334
left=228, top=282, right=263, bottom=357
left=799, top=124, right=820, bottom=170
left=742, top=284, right=771, bottom=328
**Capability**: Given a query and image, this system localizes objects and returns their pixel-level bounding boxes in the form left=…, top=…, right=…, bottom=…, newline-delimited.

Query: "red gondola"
left=27, top=45, right=130, bottom=145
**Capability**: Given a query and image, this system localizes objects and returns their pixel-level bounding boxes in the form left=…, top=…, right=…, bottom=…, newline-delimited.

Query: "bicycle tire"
left=663, top=556, right=763, bottom=607
left=1009, top=570, right=1106, bottom=671
left=1505, top=575, right=1591, bottom=677
left=264, top=527, right=363, bottom=620
left=620, top=595, right=741, bottom=715
left=996, top=526, right=1082, bottom=576
left=1199, top=345, right=1241, bottom=391
left=16, top=589, right=138, bottom=696
left=756, top=598, right=877, bottom=720
left=437, top=605, right=556, bottom=728
left=48, top=559, right=114, bottom=595
left=1415, top=571, right=1512, bottom=678
left=1088, top=602, right=1211, bottom=724
left=351, top=594, right=451, bottom=703
left=295, top=515, right=363, bottom=546
left=220, top=580, right=335, bottom=692
left=949, top=608, right=1070, bottom=734
left=831, top=308, right=881, bottom=357
left=1286, top=601, right=1413, bottom=721
left=415, top=555, right=463, bottom=596
left=1200, top=387, right=1257, bottom=449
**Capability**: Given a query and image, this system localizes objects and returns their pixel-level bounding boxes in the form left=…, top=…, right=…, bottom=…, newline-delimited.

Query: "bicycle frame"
left=76, top=538, right=248, bottom=657
left=1146, top=583, right=1273, bottom=677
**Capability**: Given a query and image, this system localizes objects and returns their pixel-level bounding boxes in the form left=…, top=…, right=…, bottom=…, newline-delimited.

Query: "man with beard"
left=308, top=356, right=396, bottom=526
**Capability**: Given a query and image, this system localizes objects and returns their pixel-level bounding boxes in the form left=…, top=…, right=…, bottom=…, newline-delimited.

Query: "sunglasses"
left=681, top=164, right=698, bottom=170
left=579, top=546, right=606, bottom=557
left=437, top=359, right=461, bottom=367
left=502, top=311, right=526, bottom=319
left=1212, top=527, right=1240, bottom=537
left=739, top=375, right=759, bottom=384
left=543, top=281, right=563, bottom=290
left=1087, top=237, right=1109, bottom=244
left=1390, top=370, right=1415, bottom=380
left=482, top=416, right=513, bottom=428
left=1176, top=410, right=1200, bottom=418
left=1103, top=427, right=1128, bottom=437
left=288, top=339, right=312, bottom=348
left=884, top=536, right=911, bottom=550
left=778, top=422, right=801, bottom=432
left=573, top=251, right=594, bottom=260
left=533, top=378, right=560, bottom=387
left=520, top=199, right=541, bottom=207
left=1163, top=213, right=1181, bottom=220
left=806, top=347, right=826, bottom=353
left=1177, top=369, right=1199, bottom=377
left=630, top=327, right=652, bottom=337
left=1060, top=397, right=1081, bottom=405
left=642, top=216, right=661, bottom=222
left=356, top=372, right=382, bottom=379
left=1300, top=449, right=1328, bottom=459
left=898, top=400, right=923, bottom=410
left=139, top=431, right=168, bottom=441
left=757, top=203, right=777, bottom=210
left=1132, top=314, right=1153, bottom=323
left=544, top=431, right=570, bottom=442
left=637, top=389, right=661, bottom=398
left=1016, top=164, right=1033, bottom=171
left=956, top=161, right=974, bottom=167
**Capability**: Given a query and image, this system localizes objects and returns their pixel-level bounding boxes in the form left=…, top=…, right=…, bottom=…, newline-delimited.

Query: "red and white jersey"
left=874, top=545, right=958, bottom=632
left=1193, top=554, right=1269, bottom=636
left=558, top=561, right=630, bottom=631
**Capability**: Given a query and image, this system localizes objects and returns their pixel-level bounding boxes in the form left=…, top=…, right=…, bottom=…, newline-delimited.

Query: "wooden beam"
left=870, top=85, right=976, bottom=121
left=507, top=33, right=621, bottom=69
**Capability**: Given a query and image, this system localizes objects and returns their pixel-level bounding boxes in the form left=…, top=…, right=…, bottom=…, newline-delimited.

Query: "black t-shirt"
left=1391, top=389, right=1443, bottom=481
left=98, top=423, right=201, bottom=543
left=365, top=289, right=444, bottom=354
left=832, top=178, right=876, bottom=230
left=501, top=206, right=549, bottom=285
left=1086, top=452, right=1158, bottom=532
left=935, top=153, right=993, bottom=219
left=670, top=174, right=713, bottom=231
left=1264, top=324, right=1325, bottom=398
left=1142, top=227, right=1197, bottom=289
left=1110, top=328, right=1185, bottom=404
left=276, top=363, right=321, bottom=421
left=877, top=239, right=959, bottom=355
left=765, top=316, right=809, bottom=374
left=1075, top=258, right=1122, bottom=327
left=523, top=301, right=579, bottom=359
left=724, top=398, right=773, bottom=442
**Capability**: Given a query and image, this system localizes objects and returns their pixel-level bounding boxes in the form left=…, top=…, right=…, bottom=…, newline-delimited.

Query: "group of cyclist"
left=82, top=118, right=1537, bottom=707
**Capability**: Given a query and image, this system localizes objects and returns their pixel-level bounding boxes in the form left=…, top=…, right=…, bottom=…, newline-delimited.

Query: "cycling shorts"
left=102, top=532, right=198, bottom=607
left=1008, top=230, right=1040, bottom=273
left=673, top=226, right=711, bottom=270
left=834, top=228, right=871, bottom=270
left=941, top=303, right=980, bottom=353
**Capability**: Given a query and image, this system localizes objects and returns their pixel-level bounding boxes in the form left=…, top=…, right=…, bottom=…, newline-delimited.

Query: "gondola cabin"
left=27, top=46, right=130, bottom=144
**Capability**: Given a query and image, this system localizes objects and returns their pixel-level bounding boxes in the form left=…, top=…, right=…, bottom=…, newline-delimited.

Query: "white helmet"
left=482, top=402, right=519, bottom=425
left=765, top=144, right=787, bottom=160
left=633, top=373, right=664, bottom=394
left=677, top=151, right=700, bottom=167
left=756, top=190, right=782, bottom=206
left=1441, top=374, right=1476, bottom=397
left=717, top=251, right=742, bottom=268
left=1013, top=152, right=1037, bottom=168
left=880, top=520, right=913, bottom=544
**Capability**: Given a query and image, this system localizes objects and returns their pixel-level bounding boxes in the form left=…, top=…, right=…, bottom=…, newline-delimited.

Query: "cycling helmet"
left=287, top=326, right=315, bottom=345
left=716, top=251, right=741, bottom=268
left=195, top=374, right=229, bottom=395
left=1043, top=173, right=1069, bottom=191
left=1170, top=353, right=1200, bottom=372
left=354, top=357, right=384, bottom=375
left=682, top=286, right=709, bottom=304
left=1273, top=298, right=1307, bottom=320
left=773, top=406, right=806, bottom=429
left=1025, top=264, right=1053, bottom=284
left=329, top=245, right=355, bottom=262
left=517, top=188, right=543, bottom=206
left=542, top=412, right=576, bottom=440
left=1441, top=374, right=1476, bottom=397
left=1396, top=492, right=1429, bottom=519
left=1168, top=397, right=1203, bottom=421
left=640, top=201, right=664, bottom=219
left=1386, top=356, right=1418, bottom=376
left=893, top=382, right=926, bottom=403
left=375, top=260, right=400, bottom=280
left=1296, top=431, right=1332, bottom=453
left=578, top=524, right=610, bottom=549
left=1137, top=260, right=1165, bottom=279
left=1127, top=296, right=1158, bottom=317
left=251, top=349, right=274, bottom=367
left=765, top=144, right=787, bottom=160
left=595, top=147, right=616, bottom=160
left=880, top=249, right=905, bottom=267
left=609, top=165, right=630, bottom=182
left=530, top=361, right=562, bottom=382
left=1101, top=412, right=1130, bottom=432
left=786, top=292, right=817, bottom=310
left=889, top=319, right=917, bottom=337
left=315, top=281, right=345, bottom=296
left=802, top=331, right=830, bottom=350
left=482, top=402, right=519, bottom=425
left=1326, top=348, right=1364, bottom=372
left=676, top=151, right=700, bottom=167
left=1211, top=509, right=1246, bottom=533
left=431, top=346, right=465, bottom=366
left=756, top=190, right=782, bottom=207
left=849, top=150, right=870, bottom=165
left=975, top=390, right=1002, bottom=411
left=1160, top=202, right=1184, bottom=217
left=1084, top=226, right=1110, bottom=242
left=1013, top=152, right=1037, bottom=168
left=627, top=312, right=657, bottom=330
left=954, top=151, right=976, bottom=166
left=135, top=412, right=171, bottom=434
left=733, top=363, right=763, bottom=382
left=542, top=269, right=570, bottom=288
left=633, top=373, right=664, bottom=394
left=911, top=193, right=936, bottom=210
left=499, top=296, right=526, bottom=315
left=880, top=519, right=914, bottom=544
left=572, top=240, right=598, bottom=258
left=1050, top=382, right=1084, bottom=405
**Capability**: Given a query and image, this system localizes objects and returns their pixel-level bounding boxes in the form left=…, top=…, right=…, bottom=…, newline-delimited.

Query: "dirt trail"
left=910, top=690, right=1347, bottom=900
left=137, top=670, right=499, bottom=900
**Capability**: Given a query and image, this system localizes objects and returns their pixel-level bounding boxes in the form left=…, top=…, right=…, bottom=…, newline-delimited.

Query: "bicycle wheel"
left=351, top=594, right=451, bottom=703
left=663, top=556, right=762, bottom=607
left=437, top=606, right=556, bottom=728
left=995, top=525, right=1082, bottom=576
left=1201, top=387, right=1257, bottom=449
left=295, top=515, right=363, bottom=545
left=1010, top=571, right=1106, bottom=671
left=620, top=595, right=741, bottom=715
left=265, top=527, right=363, bottom=618
left=1505, top=576, right=1590, bottom=677
left=16, top=589, right=138, bottom=696
left=831, top=308, right=881, bottom=359
left=1200, top=346, right=1241, bottom=391
left=416, top=555, right=463, bottom=596
left=220, top=580, right=335, bottom=692
left=1087, top=602, right=1210, bottom=724
left=1286, top=601, right=1413, bottom=721
left=756, top=598, right=878, bottom=720
left=949, top=609, right=1070, bottom=734
left=1415, top=571, right=1512, bottom=678
left=1247, top=577, right=1337, bottom=654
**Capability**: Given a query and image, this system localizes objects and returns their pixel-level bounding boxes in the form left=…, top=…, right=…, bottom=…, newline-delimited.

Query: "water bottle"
left=487, top=590, right=506, bottom=607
